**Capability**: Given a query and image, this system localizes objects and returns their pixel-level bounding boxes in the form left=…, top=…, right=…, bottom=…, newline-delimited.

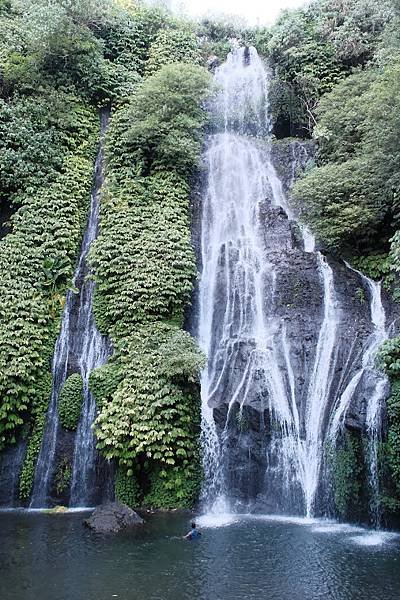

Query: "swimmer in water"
left=184, top=522, right=202, bottom=540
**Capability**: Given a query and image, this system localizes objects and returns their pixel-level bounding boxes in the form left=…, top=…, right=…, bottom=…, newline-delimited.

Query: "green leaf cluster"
left=105, top=62, right=211, bottom=178
left=58, top=374, right=84, bottom=431
left=143, top=463, right=201, bottom=509
left=377, top=337, right=400, bottom=379
left=0, top=117, right=97, bottom=450
left=89, top=361, right=122, bottom=412
left=0, top=0, right=170, bottom=103
left=373, top=355, right=400, bottom=507
left=259, top=0, right=394, bottom=135
left=327, top=431, right=364, bottom=519
left=293, top=59, right=400, bottom=255
left=115, top=466, right=140, bottom=508
left=146, top=23, right=202, bottom=75
left=386, top=381, right=400, bottom=496
left=94, top=324, right=203, bottom=467
left=91, top=172, right=197, bottom=332
left=54, top=455, right=72, bottom=496
left=350, top=253, right=394, bottom=289
left=90, top=60, right=209, bottom=508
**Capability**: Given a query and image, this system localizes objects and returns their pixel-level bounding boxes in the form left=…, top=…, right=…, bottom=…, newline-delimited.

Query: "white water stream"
left=198, top=46, right=389, bottom=519
left=30, top=112, right=110, bottom=508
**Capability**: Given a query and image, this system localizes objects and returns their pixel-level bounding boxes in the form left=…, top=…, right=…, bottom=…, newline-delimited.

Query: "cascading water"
left=69, top=114, right=111, bottom=507
left=197, top=46, right=390, bottom=520
left=30, top=111, right=110, bottom=508
left=328, top=266, right=389, bottom=526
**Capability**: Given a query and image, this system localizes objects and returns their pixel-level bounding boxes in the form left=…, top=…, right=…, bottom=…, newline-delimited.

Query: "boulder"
left=84, top=501, right=144, bottom=533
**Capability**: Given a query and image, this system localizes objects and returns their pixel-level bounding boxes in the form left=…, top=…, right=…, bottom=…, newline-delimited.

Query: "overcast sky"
left=170, top=0, right=307, bottom=26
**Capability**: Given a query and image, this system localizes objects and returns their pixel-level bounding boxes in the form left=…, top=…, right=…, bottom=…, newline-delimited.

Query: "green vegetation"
left=328, top=432, right=365, bottom=519
left=115, top=466, right=141, bottom=508
left=58, top=374, right=84, bottom=431
left=146, top=25, right=201, bottom=75
left=0, top=0, right=210, bottom=508
left=2, top=0, right=400, bottom=515
left=375, top=348, right=400, bottom=510
left=90, top=59, right=210, bottom=507
left=274, top=0, right=400, bottom=271
left=264, top=0, right=393, bottom=137
left=0, top=106, right=97, bottom=450
left=54, top=456, right=72, bottom=496
left=143, top=462, right=201, bottom=509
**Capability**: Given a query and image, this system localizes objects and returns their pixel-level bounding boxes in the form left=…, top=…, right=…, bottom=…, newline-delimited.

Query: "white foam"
left=349, top=532, right=399, bottom=547
left=249, top=514, right=319, bottom=526
left=312, top=523, right=364, bottom=534
left=0, top=506, right=93, bottom=514
left=196, top=512, right=240, bottom=528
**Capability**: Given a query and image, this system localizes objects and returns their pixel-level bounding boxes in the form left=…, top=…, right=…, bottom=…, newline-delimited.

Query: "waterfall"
left=69, top=111, right=111, bottom=507
left=30, top=286, right=74, bottom=507
left=197, top=46, right=389, bottom=519
left=30, top=111, right=110, bottom=508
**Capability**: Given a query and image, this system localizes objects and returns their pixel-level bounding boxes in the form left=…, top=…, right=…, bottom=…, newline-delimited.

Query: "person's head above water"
left=191, top=522, right=196, bottom=529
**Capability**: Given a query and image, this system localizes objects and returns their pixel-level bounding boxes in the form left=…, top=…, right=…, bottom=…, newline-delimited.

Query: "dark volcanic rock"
left=84, top=502, right=144, bottom=533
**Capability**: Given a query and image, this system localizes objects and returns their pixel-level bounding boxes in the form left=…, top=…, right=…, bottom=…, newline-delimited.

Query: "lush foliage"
left=264, top=0, right=393, bottom=136
left=0, top=0, right=171, bottom=103
left=374, top=351, right=400, bottom=508
left=0, top=112, right=97, bottom=450
left=115, top=466, right=140, bottom=508
left=143, top=463, right=201, bottom=509
left=54, top=455, right=72, bottom=496
left=386, top=381, right=400, bottom=498
left=105, top=62, right=211, bottom=178
left=89, top=361, right=122, bottom=412
left=293, top=61, right=400, bottom=255
left=94, top=324, right=204, bottom=466
left=91, top=173, right=197, bottom=331
left=328, top=432, right=365, bottom=519
left=88, top=59, right=209, bottom=508
left=0, top=0, right=211, bottom=510
left=146, top=23, right=201, bottom=75
left=58, top=374, right=84, bottom=431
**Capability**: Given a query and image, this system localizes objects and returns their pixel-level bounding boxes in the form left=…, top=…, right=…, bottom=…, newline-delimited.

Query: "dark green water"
left=1, top=511, right=400, bottom=600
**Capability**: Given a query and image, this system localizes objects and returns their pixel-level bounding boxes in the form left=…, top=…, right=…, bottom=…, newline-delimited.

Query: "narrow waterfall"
left=328, top=267, right=389, bottom=525
left=30, top=111, right=110, bottom=508
left=69, top=112, right=111, bottom=507
left=197, top=46, right=389, bottom=519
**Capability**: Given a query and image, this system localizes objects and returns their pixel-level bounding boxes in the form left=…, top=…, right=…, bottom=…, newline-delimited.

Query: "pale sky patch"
left=170, top=0, right=308, bottom=26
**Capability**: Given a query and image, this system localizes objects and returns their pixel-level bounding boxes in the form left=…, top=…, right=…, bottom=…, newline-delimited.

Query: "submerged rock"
left=84, top=502, right=144, bottom=533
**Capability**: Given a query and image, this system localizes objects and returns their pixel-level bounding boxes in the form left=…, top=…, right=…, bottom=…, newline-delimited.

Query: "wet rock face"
left=0, top=197, right=14, bottom=239
left=49, top=428, right=115, bottom=507
left=0, top=438, right=26, bottom=506
left=84, top=502, right=144, bottom=533
left=191, top=138, right=399, bottom=511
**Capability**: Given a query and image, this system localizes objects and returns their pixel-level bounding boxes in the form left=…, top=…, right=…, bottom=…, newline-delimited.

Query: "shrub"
left=58, top=374, right=84, bottom=431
